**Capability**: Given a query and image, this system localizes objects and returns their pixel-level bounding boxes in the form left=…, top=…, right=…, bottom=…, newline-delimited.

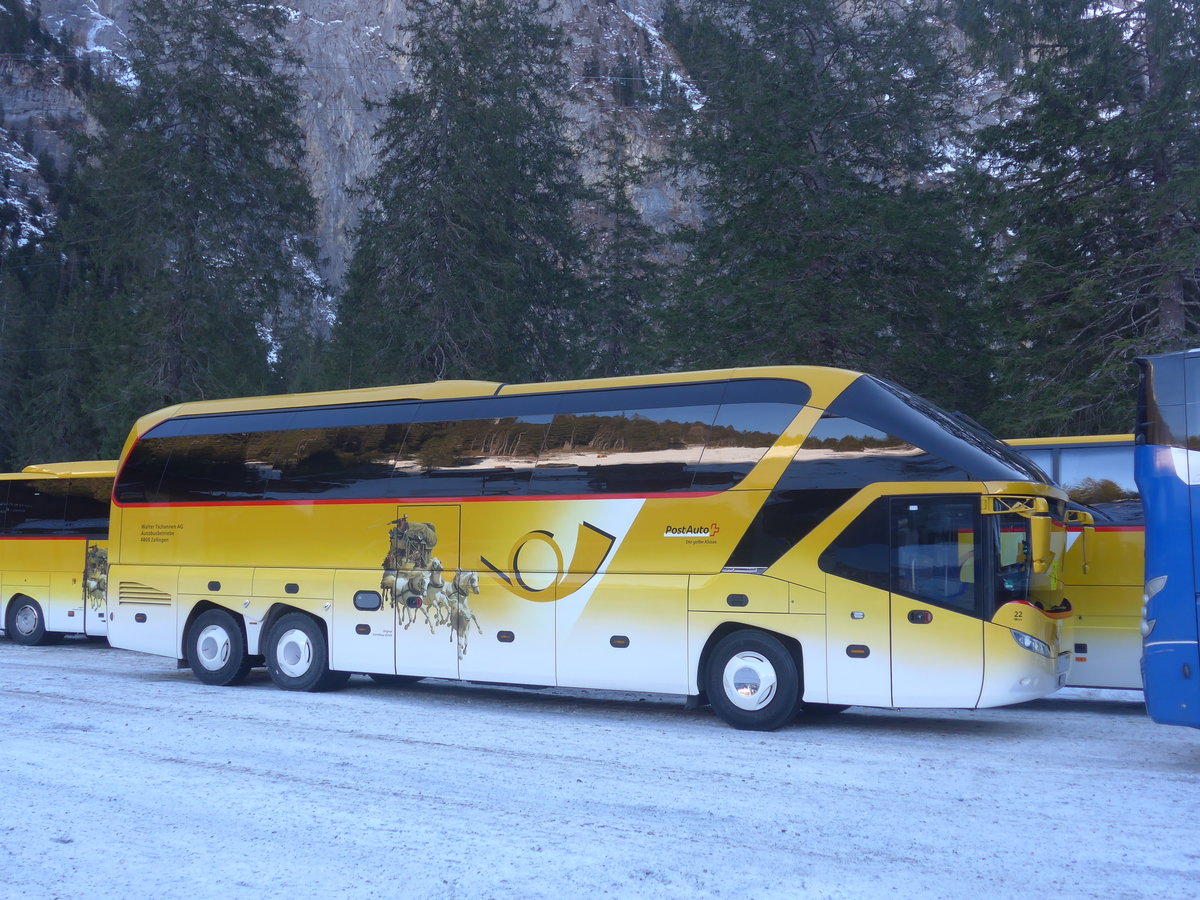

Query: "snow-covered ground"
left=2, top=638, right=1197, bottom=899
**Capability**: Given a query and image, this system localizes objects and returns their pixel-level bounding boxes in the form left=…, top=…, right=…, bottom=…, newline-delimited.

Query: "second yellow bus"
left=1, top=461, right=116, bottom=645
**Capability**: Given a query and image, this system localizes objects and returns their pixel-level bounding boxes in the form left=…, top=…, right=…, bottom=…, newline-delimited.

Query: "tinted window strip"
left=121, top=379, right=812, bottom=503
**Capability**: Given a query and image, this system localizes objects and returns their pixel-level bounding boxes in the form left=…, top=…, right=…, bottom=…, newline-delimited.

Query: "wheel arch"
left=258, top=602, right=329, bottom=653
left=696, top=623, right=805, bottom=701
left=3, top=591, right=38, bottom=628
left=180, top=600, right=246, bottom=663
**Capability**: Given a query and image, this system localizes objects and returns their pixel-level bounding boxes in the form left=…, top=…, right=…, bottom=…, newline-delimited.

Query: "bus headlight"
left=1011, top=629, right=1052, bottom=658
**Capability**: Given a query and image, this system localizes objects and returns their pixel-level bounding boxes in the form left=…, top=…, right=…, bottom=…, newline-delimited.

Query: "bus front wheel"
left=186, top=608, right=252, bottom=686
left=6, top=596, right=59, bottom=647
left=265, top=612, right=350, bottom=692
left=705, top=631, right=802, bottom=731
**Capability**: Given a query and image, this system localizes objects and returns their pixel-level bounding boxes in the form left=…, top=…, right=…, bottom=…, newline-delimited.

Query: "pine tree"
left=579, top=129, right=668, bottom=377
left=331, top=0, right=589, bottom=388
left=61, top=0, right=324, bottom=453
left=962, top=0, right=1200, bottom=435
left=0, top=0, right=102, bottom=466
left=659, top=0, right=988, bottom=413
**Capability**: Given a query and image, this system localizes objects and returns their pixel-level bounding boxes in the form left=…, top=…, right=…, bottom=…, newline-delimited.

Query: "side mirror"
left=981, top=495, right=1054, bottom=573
left=1065, top=509, right=1096, bottom=574
left=1028, top=514, right=1052, bottom=574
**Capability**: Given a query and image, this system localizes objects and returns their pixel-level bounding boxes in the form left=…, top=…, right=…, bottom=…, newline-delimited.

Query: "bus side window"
left=890, top=499, right=979, bottom=613
left=265, top=424, right=409, bottom=500
left=695, top=379, right=810, bottom=490
left=818, top=498, right=890, bottom=591
left=531, top=384, right=721, bottom=495
left=3, top=480, right=70, bottom=535
left=63, top=478, right=111, bottom=537
left=157, top=433, right=265, bottom=502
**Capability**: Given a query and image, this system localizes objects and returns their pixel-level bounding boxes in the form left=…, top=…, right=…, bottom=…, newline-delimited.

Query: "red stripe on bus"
left=0, top=535, right=93, bottom=541
left=112, top=491, right=726, bottom=509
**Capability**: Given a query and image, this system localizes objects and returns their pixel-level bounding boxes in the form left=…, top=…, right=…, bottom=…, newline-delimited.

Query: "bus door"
left=822, top=500, right=894, bottom=707
left=389, top=505, right=461, bottom=680
left=82, top=539, right=109, bottom=636
left=888, top=498, right=984, bottom=708
left=459, top=519, right=560, bottom=688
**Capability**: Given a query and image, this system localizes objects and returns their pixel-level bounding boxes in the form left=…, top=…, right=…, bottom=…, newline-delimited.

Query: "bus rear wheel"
left=186, top=608, right=252, bottom=686
left=705, top=631, right=802, bottom=731
left=6, top=596, right=59, bottom=647
left=265, top=612, right=350, bottom=692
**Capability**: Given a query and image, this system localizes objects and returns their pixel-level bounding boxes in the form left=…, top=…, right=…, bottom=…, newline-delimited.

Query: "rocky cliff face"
left=14, top=0, right=697, bottom=288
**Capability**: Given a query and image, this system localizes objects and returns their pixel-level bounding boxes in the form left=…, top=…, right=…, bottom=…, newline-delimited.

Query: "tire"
left=265, top=612, right=350, bottom=692
left=186, top=608, right=252, bottom=686
left=368, top=673, right=422, bottom=688
left=6, top=596, right=58, bottom=647
left=705, top=630, right=802, bottom=731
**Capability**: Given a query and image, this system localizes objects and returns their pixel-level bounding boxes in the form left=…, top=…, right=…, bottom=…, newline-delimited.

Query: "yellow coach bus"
left=1, top=460, right=116, bottom=645
left=1006, top=435, right=1142, bottom=690
left=106, top=367, right=1072, bottom=729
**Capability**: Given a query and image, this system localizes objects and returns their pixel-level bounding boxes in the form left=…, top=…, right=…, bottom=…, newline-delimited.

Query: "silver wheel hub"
left=276, top=628, right=314, bottom=679
left=722, top=651, right=778, bottom=711
left=196, top=624, right=232, bottom=671
left=14, top=604, right=38, bottom=636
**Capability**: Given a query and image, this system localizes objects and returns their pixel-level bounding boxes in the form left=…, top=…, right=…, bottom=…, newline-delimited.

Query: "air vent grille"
left=118, top=582, right=173, bottom=606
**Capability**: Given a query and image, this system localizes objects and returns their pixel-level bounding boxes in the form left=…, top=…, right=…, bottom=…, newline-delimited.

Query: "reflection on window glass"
left=158, top=433, right=267, bottom=502
left=1016, top=444, right=1142, bottom=524
left=788, top=411, right=959, bottom=489
left=891, top=499, right=978, bottom=613
left=695, top=401, right=801, bottom=489
left=805, top=415, right=915, bottom=454
left=533, top=387, right=719, bottom=494
left=399, top=413, right=552, bottom=497
left=1058, top=445, right=1141, bottom=522
left=264, top=424, right=409, bottom=499
left=115, top=379, right=812, bottom=504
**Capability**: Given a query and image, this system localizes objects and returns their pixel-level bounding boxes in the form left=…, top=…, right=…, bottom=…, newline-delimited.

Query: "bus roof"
left=19, top=460, right=120, bottom=477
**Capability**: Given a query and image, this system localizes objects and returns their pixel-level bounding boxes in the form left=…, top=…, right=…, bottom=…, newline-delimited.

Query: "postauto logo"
left=663, top=523, right=720, bottom=538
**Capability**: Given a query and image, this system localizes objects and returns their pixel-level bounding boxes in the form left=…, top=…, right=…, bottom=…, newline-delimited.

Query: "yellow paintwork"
left=1007, top=434, right=1134, bottom=448
left=20, top=460, right=119, bottom=478
left=107, top=369, right=1073, bottom=709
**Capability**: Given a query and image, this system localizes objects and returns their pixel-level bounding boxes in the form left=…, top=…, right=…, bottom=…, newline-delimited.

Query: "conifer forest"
left=0, top=0, right=1197, bottom=466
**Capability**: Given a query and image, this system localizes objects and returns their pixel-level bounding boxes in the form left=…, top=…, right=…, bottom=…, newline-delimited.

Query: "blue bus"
left=1135, top=349, right=1200, bottom=728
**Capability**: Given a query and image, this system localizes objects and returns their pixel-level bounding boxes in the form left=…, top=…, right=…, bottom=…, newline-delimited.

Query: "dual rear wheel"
left=185, top=608, right=348, bottom=691
left=186, top=608, right=252, bottom=686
